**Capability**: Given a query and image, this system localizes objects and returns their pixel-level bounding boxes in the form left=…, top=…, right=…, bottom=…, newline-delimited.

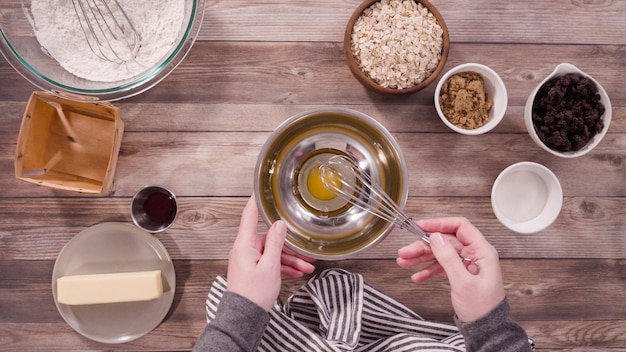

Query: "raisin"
left=531, top=73, right=605, bottom=152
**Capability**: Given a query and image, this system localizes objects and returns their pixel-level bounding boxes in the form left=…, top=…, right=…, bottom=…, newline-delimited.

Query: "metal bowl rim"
left=254, top=106, right=408, bottom=260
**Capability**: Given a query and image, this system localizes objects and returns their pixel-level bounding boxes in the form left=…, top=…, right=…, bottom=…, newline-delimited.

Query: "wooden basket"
left=15, top=92, right=124, bottom=194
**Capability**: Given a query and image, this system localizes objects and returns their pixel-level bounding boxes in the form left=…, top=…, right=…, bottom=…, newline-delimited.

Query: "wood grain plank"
left=2, top=0, right=625, bottom=45
left=2, top=132, right=624, bottom=198
left=0, top=322, right=204, bottom=351
left=522, top=320, right=626, bottom=350
left=2, top=101, right=625, bottom=135
left=0, top=196, right=625, bottom=260
left=2, top=321, right=625, bottom=351
left=3, top=259, right=626, bottom=323
left=1, top=42, right=625, bottom=105
left=122, top=42, right=626, bottom=106
left=95, top=104, right=626, bottom=134
left=197, top=0, right=626, bottom=45
left=2, top=259, right=626, bottom=350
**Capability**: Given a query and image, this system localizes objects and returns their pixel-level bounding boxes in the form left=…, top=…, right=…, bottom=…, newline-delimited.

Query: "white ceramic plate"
left=51, top=222, right=176, bottom=344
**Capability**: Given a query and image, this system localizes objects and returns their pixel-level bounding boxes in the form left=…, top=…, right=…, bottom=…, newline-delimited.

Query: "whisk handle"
left=399, top=217, right=431, bottom=244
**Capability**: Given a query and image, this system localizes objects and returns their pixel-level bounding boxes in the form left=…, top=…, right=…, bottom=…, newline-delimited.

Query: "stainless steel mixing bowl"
left=254, top=107, right=407, bottom=260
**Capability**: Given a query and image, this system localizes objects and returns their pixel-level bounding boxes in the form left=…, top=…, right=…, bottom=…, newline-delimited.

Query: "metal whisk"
left=320, top=155, right=475, bottom=263
left=72, top=0, right=139, bottom=63
left=319, top=155, right=431, bottom=244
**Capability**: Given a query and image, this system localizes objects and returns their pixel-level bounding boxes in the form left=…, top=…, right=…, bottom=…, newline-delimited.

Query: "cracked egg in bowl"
left=254, top=107, right=407, bottom=260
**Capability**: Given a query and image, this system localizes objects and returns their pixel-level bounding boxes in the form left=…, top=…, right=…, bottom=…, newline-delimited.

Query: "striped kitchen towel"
left=205, top=268, right=464, bottom=351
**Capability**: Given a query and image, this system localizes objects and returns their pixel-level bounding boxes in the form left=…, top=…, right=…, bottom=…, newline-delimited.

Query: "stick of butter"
left=56, top=270, right=163, bottom=305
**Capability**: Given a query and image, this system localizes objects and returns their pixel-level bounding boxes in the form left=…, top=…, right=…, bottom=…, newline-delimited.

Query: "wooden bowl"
left=344, top=0, right=450, bottom=96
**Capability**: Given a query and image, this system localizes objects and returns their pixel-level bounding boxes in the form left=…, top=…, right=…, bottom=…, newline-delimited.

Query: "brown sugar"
left=439, top=71, right=493, bottom=130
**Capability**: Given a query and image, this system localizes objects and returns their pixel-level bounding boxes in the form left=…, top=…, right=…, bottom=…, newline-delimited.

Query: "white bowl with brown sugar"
left=434, top=63, right=508, bottom=135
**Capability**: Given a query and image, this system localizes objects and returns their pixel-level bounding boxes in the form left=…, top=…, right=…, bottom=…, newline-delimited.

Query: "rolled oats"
left=351, top=0, right=444, bottom=89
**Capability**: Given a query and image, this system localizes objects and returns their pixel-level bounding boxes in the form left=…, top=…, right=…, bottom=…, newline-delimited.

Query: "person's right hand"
left=397, top=217, right=505, bottom=323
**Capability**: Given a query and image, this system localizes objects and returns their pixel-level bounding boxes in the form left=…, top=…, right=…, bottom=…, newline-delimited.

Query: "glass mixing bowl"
left=0, top=0, right=205, bottom=101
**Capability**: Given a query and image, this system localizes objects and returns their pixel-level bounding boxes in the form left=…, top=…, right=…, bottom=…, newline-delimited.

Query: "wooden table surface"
left=1, top=0, right=625, bottom=350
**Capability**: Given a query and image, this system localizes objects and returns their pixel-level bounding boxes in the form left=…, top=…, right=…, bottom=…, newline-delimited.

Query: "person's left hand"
left=227, top=196, right=316, bottom=311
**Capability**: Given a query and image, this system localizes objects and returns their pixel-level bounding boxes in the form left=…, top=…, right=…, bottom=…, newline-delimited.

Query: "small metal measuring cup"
left=131, top=185, right=178, bottom=233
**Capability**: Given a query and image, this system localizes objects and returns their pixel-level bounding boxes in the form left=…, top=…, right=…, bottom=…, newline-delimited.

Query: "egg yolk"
left=307, top=167, right=342, bottom=201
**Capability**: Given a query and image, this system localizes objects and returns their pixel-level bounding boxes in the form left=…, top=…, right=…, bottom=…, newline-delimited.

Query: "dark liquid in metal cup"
left=144, top=192, right=176, bottom=222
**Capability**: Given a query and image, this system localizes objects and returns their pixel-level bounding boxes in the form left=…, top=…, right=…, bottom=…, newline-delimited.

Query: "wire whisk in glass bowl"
left=71, top=0, right=140, bottom=63
left=320, top=155, right=474, bottom=263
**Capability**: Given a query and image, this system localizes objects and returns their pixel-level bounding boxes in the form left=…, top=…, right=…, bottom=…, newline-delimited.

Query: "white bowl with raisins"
left=525, top=63, right=611, bottom=158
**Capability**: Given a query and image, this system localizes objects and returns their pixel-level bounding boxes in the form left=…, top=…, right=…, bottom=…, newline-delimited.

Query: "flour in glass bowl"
left=30, top=0, right=185, bottom=82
